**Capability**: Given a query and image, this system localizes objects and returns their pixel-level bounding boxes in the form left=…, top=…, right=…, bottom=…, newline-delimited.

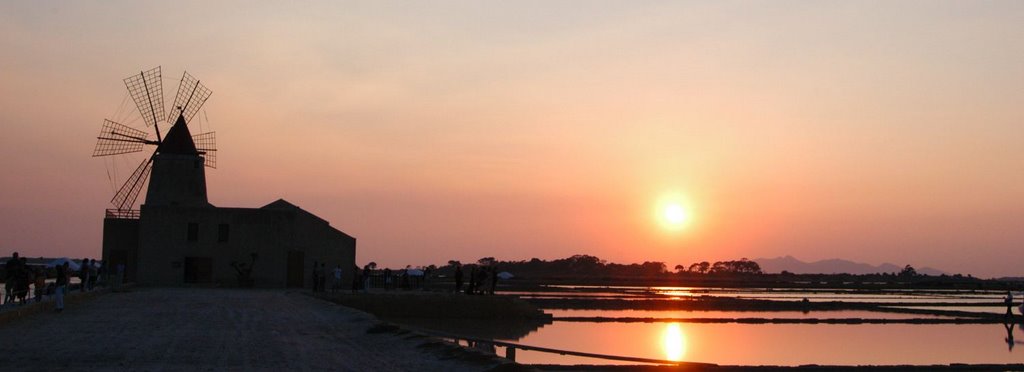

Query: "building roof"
left=261, top=199, right=329, bottom=225
left=261, top=199, right=301, bottom=210
left=158, top=114, right=198, bottom=155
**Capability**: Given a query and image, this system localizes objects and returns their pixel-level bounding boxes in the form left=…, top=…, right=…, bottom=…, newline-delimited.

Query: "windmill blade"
left=192, top=131, right=217, bottom=168
left=123, top=67, right=165, bottom=129
left=93, top=120, right=153, bottom=157
left=167, top=71, right=212, bottom=125
left=111, top=158, right=152, bottom=211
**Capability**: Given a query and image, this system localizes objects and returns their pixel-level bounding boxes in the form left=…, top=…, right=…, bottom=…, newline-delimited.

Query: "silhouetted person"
left=362, top=264, right=372, bottom=291
left=80, top=258, right=90, bottom=292
left=454, top=265, right=463, bottom=293
left=311, top=260, right=320, bottom=292
left=319, top=263, right=327, bottom=292
left=1006, top=291, right=1014, bottom=321
left=332, top=265, right=342, bottom=292
left=15, top=257, right=30, bottom=304
left=490, top=268, right=498, bottom=295
left=33, top=267, right=45, bottom=303
left=475, top=266, right=487, bottom=295
left=383, top=268, right=392, bottom=290
left=352, top=269, right=361, bottom=293
left=88, top=261, right=99, bottom=290
left=115, top=263, right=125, bottom=291
left=55, top=262, right=69, bottom=312
left=467, top=267, right=476, bottom=295
left=4, top=252, right=21, bottom=305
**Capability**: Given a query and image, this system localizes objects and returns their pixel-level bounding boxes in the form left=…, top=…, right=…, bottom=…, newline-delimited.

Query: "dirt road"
left=0, top=288, right=509, bottom=371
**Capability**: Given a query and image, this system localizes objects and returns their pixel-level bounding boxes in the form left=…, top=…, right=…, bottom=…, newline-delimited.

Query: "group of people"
left=353, top=265, right=430, bottom=292
left=4, top=252, right=44, bottom=305
left=2, top=252, right=99, bottom=312
left=453, top=264, right=498, bottom=295
left=310, top=261, right=346, bottom=293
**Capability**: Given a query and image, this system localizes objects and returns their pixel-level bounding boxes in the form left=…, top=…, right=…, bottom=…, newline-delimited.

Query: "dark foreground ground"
left=2, top=288, right=1021, bottom=371
left=0, top=288, right=515, bottom=371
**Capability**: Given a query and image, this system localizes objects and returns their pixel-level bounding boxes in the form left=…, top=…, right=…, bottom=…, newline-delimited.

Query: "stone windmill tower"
left=92, top=66, right=215, bottom=215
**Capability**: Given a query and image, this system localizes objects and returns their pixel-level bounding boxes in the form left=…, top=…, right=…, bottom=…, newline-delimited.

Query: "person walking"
left=351, top=269, right=361, bottom=294
left=80, top=258, right=91, bottom=292
left=362, top=264, right=372, bottom=292
left=467, top=267, right=476, bottom=295
left=454, top=265, right=463, bottom=293
left=319, top=263, right=327, bottom=293
left=1005, top=291, right=1014, bottom=321
left=4, top=252, right=21, bottom=305
left=489, top=268, right=498, bottom=295
left=33, top=267, right=46, bottom=303
left=88, top=261, right=99, bottom=290
left=311, top=260, right=320, bottom=292
left=15, top=257, right=30, bottom=304
left=55, top=262, right=69, bottom=312
left=332, top=265, right=342, bottom=293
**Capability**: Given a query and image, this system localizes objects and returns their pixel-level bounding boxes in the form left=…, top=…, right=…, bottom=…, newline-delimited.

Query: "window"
left=218, top=224, right=230, bottom=243
left=187, top=223, right=198, bottom=242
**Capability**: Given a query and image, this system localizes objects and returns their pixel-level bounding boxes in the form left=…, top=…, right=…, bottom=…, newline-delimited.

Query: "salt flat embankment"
left=0, top=288, right=516, bottom=371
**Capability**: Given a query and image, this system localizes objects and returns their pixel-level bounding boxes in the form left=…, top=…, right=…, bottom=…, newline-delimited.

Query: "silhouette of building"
left=101, top=115, right=355, bottom=287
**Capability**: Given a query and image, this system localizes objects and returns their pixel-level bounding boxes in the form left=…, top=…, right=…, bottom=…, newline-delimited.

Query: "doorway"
left=287, top=250, right=304, bottom=288
left=184, top=256, right=213, bottom=283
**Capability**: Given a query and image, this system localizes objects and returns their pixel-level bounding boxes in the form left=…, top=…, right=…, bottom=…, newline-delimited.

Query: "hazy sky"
left=1, top=1, right=1022, bottom=277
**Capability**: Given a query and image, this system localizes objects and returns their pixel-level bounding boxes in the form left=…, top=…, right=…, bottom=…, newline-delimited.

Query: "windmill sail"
left=168, top=71, right=212, bottom=125
left=93, top=120, right=151, bottom=157
left=192, top=131, right=217, bottom=168
left=123, top=67, right=165, bottom=128
left=111, top=158, right=153, bottom=212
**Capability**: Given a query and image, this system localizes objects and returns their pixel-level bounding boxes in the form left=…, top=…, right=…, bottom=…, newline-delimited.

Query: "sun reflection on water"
left=662, top=323, right=687, bottom=361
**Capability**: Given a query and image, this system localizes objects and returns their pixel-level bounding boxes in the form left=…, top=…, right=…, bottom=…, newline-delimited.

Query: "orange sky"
left=1, top=2, right=1022, bottom=276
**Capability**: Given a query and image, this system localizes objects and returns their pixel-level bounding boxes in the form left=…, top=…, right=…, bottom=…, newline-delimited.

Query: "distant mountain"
left=754, top=255, right=946, bottom=276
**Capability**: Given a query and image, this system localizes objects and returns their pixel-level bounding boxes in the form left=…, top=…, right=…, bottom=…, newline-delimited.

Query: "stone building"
left=101, top=115, right=355, bottom=287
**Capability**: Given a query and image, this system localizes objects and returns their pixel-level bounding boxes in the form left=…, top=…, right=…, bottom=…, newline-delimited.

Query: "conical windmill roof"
left=159, top=114, right=198, bottom=155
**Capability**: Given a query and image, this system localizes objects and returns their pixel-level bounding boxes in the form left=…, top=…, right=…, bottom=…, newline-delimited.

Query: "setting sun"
left=665, top=204, right=688, bottom=225
left=657, top=196, right=693, bottom=230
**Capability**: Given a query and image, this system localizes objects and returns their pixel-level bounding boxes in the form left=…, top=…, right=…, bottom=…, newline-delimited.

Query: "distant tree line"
left=405, top=255, right=1008, bottom=288
left=428, top=254, right=764, bottom=279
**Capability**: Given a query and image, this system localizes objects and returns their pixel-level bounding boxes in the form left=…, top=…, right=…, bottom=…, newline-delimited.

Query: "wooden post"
left=506, top=346, right=516, bottom=361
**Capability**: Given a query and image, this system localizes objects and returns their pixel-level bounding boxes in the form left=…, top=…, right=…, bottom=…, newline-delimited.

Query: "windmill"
left=92, top=66, right=215, bottom=217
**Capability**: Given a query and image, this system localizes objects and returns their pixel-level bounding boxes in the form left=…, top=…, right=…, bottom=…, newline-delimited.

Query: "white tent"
left=46, top=257, right=81, bottom=271
left=497, top=271, right=514, bottom=280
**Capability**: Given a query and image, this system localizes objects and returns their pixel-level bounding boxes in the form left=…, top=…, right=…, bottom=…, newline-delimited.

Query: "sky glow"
left=0, top=1, right=1022, bottom=276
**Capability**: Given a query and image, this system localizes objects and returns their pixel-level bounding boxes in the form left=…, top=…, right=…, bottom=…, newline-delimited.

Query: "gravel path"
left=0, top=288, right=508, bottom=371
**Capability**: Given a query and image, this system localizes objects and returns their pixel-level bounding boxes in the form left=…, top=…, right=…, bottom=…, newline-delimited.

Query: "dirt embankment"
left=320, top=292, right=551, bottom=320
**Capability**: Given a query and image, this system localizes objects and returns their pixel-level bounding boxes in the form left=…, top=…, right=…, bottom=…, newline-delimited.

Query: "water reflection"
left=662, top=323, right=686, bottom=361
left=546, top=309, right=956, bottom=320
left=1005, top=322, right=1015, bottom=351
left=506, top=322, right=1024, bottom=365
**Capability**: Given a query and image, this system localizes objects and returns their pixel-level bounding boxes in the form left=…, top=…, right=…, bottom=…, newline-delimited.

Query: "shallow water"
left=884, top=305, right=1020, bottom=315
left=532, top=285, right=1008, bottom=304
left=424, top=286, right=1024, bottom=365
left=546, top=309, right=955, bottom=320
left=498, top=322, right=1024, bottom=365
